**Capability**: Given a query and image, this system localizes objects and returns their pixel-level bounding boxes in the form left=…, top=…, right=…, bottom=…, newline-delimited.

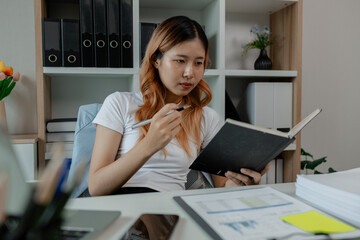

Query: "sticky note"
left=280, top=211, right=356, bottom=234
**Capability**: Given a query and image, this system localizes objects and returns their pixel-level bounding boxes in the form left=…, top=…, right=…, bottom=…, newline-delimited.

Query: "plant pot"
left=254, top=49, right=272, bottom=70
left=0, top=100, right=7, bottom=131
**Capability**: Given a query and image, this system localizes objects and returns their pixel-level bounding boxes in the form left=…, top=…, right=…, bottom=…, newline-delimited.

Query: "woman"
left=88, top=16, right=269, bottom=196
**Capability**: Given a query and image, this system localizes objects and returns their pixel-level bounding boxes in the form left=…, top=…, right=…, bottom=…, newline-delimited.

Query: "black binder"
left=42, top=18, right=62, bottom=67
left=107, top=0, right=121, bottom=67
left=120, top=0, right=133, bottom=68
left=93, top=0, right=108, bottom=67
left=140, top=23, right=157, bottom=63
left=61, top=19, right=80, bottom=67
left=79, top=0, right=94, bottom=67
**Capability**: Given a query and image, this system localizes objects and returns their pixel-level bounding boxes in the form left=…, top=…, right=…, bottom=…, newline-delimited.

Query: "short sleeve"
left=201, top=107, right=223, bottom=149
left=93, top=92, right=126, bottom=134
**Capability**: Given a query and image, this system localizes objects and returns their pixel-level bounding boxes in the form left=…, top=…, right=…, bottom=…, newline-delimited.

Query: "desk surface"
left=66, top=183, right=296, bottom=240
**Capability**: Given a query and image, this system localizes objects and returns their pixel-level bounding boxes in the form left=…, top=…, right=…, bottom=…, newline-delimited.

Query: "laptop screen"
left=0, top=125, right=32, bottom=216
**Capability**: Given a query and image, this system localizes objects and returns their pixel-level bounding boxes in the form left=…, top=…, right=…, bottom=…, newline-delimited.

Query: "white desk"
left=66, top=183, right=296, bottom=240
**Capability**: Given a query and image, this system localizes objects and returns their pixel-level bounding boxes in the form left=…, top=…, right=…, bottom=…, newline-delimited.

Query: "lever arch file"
left=107, top=0, right=121, bottom=67
left=93, top=0, right=108, bottom=67
left=79, top=0, right=94, bottom=67
left=42, top=18, right=62, bottom=67
left=140, top=23, right=157, bottom=62
left=120, top=0, right=133, bottom=68
left=61, top=19, right=80, bottom=67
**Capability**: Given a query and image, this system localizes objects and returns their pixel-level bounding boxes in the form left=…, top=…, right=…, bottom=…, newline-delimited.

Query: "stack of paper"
left=296, top=168, right=360, bottom=227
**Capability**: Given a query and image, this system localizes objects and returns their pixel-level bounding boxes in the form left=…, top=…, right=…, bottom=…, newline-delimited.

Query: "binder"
left=79, top=0, right=94, bottom=67
left=140, top=23, right=157, bottom=62
left=61, top=19, right=80, bottom=67
left=120, top=0, right=133, bottom=68
left=93, top=0, right=108, bottom=67
left=107, top=0, right=121, bottom=67
left=245, top=82, right=292, bottom=131
left=42, top=18, right=62, bottom=67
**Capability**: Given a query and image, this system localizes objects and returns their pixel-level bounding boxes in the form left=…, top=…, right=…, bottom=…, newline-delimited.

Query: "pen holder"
left=5, top=192, right=46, bottom=240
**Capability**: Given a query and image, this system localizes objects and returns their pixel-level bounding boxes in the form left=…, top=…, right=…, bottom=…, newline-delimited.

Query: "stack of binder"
left=43, top=0, right=133, bottom=68
left=296, top=168, right=360, bottom=227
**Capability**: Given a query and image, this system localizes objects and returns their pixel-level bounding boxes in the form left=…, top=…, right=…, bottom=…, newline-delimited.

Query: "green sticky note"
left=280, top=211, right=356, bottom=234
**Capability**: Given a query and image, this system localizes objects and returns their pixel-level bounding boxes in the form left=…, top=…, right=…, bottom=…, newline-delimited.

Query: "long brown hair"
left=135, top=16, right=212, bottom=157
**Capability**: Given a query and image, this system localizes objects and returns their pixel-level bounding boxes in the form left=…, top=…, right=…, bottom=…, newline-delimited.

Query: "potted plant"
left=242, top=24, right=274, bottom=70
left=301, top=148, right=336, bottom=174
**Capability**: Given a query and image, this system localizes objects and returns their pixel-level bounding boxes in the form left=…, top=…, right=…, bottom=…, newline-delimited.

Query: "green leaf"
left=314, top=170, right=323, bottom=174
left=301, top=148, right=313, bottom=158
left=301, top=160, right=312, bottom=170
left=304, top=157, right=327, bottom=170
left=328, top=167, right=337, bottom=173
left=0, top=82, right=16, bottom=100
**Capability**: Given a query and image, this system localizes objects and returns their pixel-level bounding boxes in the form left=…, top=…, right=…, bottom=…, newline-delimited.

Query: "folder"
left=61, top=19, right=80, bottom=67
left=79, top=0, right=94, bottom=67
left=93, top=0, right=108, bottom=67
left=120, top=0, right=133, bottom=68
left=140, top=23, right=157, bottom=62
left=42, top=18, right=62, bottom=67
left=107, top=0, right=121, bottom=67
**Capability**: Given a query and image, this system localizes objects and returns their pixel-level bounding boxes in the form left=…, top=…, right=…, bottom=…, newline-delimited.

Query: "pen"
left=132, top=105, right=191, bottom=129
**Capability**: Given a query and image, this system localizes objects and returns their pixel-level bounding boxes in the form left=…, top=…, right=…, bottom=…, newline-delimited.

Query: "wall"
left=0, top=0, right=37, bottom=134
left=301, top=0, right=360, bottom=172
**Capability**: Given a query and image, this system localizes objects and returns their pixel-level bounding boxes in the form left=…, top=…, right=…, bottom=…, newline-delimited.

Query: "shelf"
left=225, top=70, right=297, bottom=78
left=226, top=0, right=297, bottom=14
left=43, top=67, right=137, bottom=77
left=140, top=0, right=214, bottom=10
left=284, top=144, right=296, bottom=151
left=11, top=134, right=38, bottom=144
left=204, top=69, right=222, bottom=76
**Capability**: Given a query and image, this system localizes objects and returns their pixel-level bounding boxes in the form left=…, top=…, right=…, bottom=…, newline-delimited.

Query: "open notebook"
left=190, top=109, right=322, bottom=176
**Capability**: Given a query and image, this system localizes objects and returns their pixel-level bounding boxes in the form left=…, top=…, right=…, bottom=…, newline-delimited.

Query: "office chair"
left=67, top=103, right=213, bottom=198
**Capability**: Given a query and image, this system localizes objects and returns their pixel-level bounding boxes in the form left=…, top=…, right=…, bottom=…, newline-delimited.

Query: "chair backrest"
left=67, top=103, right=213, bottom=198
left=68, top=103, right=102, bottom=197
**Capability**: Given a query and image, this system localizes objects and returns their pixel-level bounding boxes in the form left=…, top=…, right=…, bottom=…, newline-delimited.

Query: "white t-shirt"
left=93, top=91, right=222, bottom=191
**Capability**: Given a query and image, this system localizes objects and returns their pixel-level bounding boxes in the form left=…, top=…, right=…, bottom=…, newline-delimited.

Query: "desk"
left=66, top=183, right=296, bottom=240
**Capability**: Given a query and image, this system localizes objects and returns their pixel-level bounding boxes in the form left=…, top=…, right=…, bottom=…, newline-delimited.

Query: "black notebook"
left=190, top=109, right=322, bottom=176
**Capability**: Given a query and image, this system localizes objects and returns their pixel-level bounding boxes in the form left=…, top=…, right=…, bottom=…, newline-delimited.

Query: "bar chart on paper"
left=176, top=187, right=319, bottom=240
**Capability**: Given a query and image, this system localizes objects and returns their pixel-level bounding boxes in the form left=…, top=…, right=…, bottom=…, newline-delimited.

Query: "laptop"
left=0, top=125, right=120, bottom=239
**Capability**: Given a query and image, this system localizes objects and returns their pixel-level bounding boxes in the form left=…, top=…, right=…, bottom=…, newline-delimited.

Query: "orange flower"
left=4, top=66, right=13, bottom=76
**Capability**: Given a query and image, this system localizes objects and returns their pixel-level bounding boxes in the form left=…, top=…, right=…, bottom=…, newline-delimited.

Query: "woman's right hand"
left=142, top=104, right=182, bottom=154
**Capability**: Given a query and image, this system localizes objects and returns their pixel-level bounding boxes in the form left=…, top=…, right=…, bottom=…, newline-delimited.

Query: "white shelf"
left=225, top=70, right=297, bottom=78
left=284, top=143, right=296, bottom=151
left=226, top=0, right=297, bottom=14
left=43, top=67, right=137, bottom=77
left=204, top=69, right=222, bottom=76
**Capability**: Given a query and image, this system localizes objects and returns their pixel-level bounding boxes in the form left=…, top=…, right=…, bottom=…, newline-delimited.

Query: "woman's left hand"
left=224, top=162, right=271, bottom=187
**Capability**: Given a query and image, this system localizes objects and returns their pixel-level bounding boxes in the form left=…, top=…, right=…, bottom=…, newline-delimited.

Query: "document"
left=174, top=187, right=359, bottom=240
left=296, top=168, right=360, bottom=227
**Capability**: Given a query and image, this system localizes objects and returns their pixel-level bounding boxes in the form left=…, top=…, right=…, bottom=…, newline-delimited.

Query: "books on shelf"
left=46, top=132, right=75, bottom=142
left=296, top=168, right=360, bottom=228
left=190, top=109, right=321, bottom=176
left=46, top=118, right=77, bottom=132
left=46, top=142, right=74, bottom=152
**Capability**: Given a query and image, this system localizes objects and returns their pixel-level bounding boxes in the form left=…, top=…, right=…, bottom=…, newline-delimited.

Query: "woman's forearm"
left=88, top=138, right=155, bottom=196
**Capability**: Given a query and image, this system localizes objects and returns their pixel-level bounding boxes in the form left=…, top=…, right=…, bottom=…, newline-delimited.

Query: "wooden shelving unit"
left=34, top=0, right=302, bottom=182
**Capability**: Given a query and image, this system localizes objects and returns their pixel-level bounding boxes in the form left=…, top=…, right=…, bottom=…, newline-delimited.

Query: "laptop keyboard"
left=54, top=228, right=91, bottom=240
